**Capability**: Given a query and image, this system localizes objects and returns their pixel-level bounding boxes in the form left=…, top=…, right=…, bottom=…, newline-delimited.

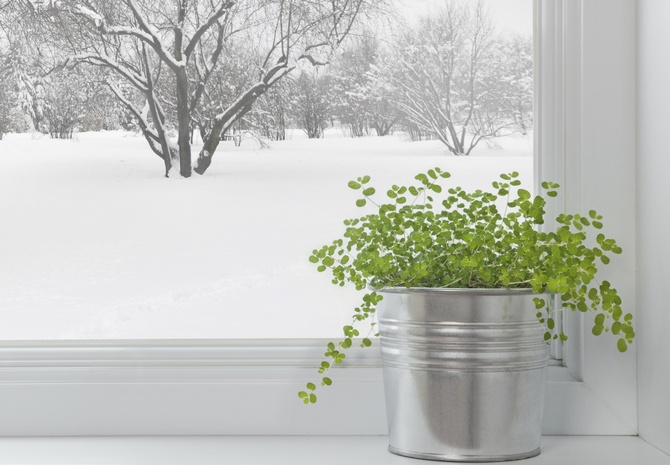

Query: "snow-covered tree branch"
left=25, top=0, right=382, bottom=177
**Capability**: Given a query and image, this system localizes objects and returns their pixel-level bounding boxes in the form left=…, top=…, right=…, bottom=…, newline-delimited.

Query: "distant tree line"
left=0, top=0, right=532, bottom=161
left=207, top=1, right=533, bottom=155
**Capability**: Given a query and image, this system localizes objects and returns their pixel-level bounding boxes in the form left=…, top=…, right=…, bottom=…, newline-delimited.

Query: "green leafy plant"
left=299, top=168, right=635, bottom=404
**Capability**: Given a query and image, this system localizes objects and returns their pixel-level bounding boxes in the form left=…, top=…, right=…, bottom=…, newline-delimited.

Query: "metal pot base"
left=388, top=445, right=542, bottom=463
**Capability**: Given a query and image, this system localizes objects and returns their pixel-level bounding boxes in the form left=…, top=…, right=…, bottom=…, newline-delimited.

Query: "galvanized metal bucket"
left=377, top=288, right=550, bottom=462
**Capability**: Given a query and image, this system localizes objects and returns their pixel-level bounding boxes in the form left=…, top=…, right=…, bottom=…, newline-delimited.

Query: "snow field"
left=0, top=130, right=532, bottom=339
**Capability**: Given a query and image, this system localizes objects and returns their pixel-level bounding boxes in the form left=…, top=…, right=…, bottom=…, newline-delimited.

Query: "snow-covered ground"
left=0, top=129, right=532, bottom=339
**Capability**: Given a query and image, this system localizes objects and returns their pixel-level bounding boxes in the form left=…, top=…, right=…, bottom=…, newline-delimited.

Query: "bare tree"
left=0, top=33, right=9, bottom=138
left=0, top=2, right=48, bottom=135
left=289, top=71, right=333, bottom=139
left=331, top=37, right=374, bottom=137
left=388, top=1, right=527, bottom=155
left=43, top=67, right=109, bottom=138
left=0, top=78, right=11, bottom=139
left=25, top=0, right=381, bottom=177
left=250, top=78, right=290, bottom=141
left=493, top=34, right=533, bottom=135
left=78, top=73, right=127, bottom=131
left=0, top=40, right=48, bottom=132
left=332, top=35, right=401, bottom=137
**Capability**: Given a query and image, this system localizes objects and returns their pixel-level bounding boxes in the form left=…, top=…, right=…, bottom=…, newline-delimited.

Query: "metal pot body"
left=377, top=288, right=550, bottom=462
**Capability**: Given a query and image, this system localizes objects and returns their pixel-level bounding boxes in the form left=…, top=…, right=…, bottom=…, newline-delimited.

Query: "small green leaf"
left=306, top=382, right=316, bottom=391
left=322, top=377, right=332, bottom=386
left=617, top=338, right=628, bottom=352
left=363, top=187, right=376, bottom=196
left=298, top=391, right=308, bottom=399
left=356, top=199, right=366, bottom=207
left=517, top=189, right=531, bottom=200
left=348, top=181, right=361, bottom=190
left=622, top=325, right=635, bottom=338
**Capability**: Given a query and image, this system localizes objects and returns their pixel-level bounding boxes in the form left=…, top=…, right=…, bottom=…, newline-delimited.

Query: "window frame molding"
left=0, top=0, right=638, bottom=437
left=534, top=0, right=637, bottom=435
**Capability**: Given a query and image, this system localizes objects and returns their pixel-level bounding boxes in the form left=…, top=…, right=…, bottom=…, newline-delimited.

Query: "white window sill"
left=0, top=436, right=668, bottom=464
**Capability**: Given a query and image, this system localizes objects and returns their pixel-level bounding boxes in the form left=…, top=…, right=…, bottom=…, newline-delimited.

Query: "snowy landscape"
left=0, top=0, right=533, bottom=339
left=0, top=130, right=532, bottom=339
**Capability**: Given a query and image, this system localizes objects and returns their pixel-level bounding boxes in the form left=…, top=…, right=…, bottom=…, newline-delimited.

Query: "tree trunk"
left=194, top=99, right=256, bottom=175
left=194, top=122, right=224, bottom=174
left=162, top=154, right=172, bottom=177
left=175, top=67, right=192, bottom=177
left=374, top=122, right=391, bottom=136
left=194, top=117, right=224, bottom=175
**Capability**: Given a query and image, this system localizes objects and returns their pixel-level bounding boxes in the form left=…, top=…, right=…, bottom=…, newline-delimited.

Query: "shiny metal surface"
left=377, top=288, right=550, bottom=462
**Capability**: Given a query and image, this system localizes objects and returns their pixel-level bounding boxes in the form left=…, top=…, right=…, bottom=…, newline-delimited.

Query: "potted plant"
left=300, top=168, right=635, bottom=462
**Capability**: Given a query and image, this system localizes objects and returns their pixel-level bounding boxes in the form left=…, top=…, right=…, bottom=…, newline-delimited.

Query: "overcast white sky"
left=393, top=0, right=533, bottom=35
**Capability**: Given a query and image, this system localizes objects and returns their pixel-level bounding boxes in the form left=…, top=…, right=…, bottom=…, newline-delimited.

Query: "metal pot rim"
left=375, top=286, right=541, bottom=296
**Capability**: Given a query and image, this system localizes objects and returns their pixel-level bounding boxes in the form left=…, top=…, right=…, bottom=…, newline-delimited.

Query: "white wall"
left=637, top=0, right=670, bottom=455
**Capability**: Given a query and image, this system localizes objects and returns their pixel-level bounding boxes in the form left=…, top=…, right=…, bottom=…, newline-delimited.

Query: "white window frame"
left=534, top=0, right=637, bottom=435
left=0, top=0, right=637, bottom=436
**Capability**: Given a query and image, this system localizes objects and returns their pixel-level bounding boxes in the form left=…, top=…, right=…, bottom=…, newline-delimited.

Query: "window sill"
left=0, top=341, right=636, bottom=436
left=0, top=436, right=667, bottom=464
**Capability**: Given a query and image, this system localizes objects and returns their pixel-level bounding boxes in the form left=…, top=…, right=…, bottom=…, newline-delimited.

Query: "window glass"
left=0, top=0, right=532, bottom=339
